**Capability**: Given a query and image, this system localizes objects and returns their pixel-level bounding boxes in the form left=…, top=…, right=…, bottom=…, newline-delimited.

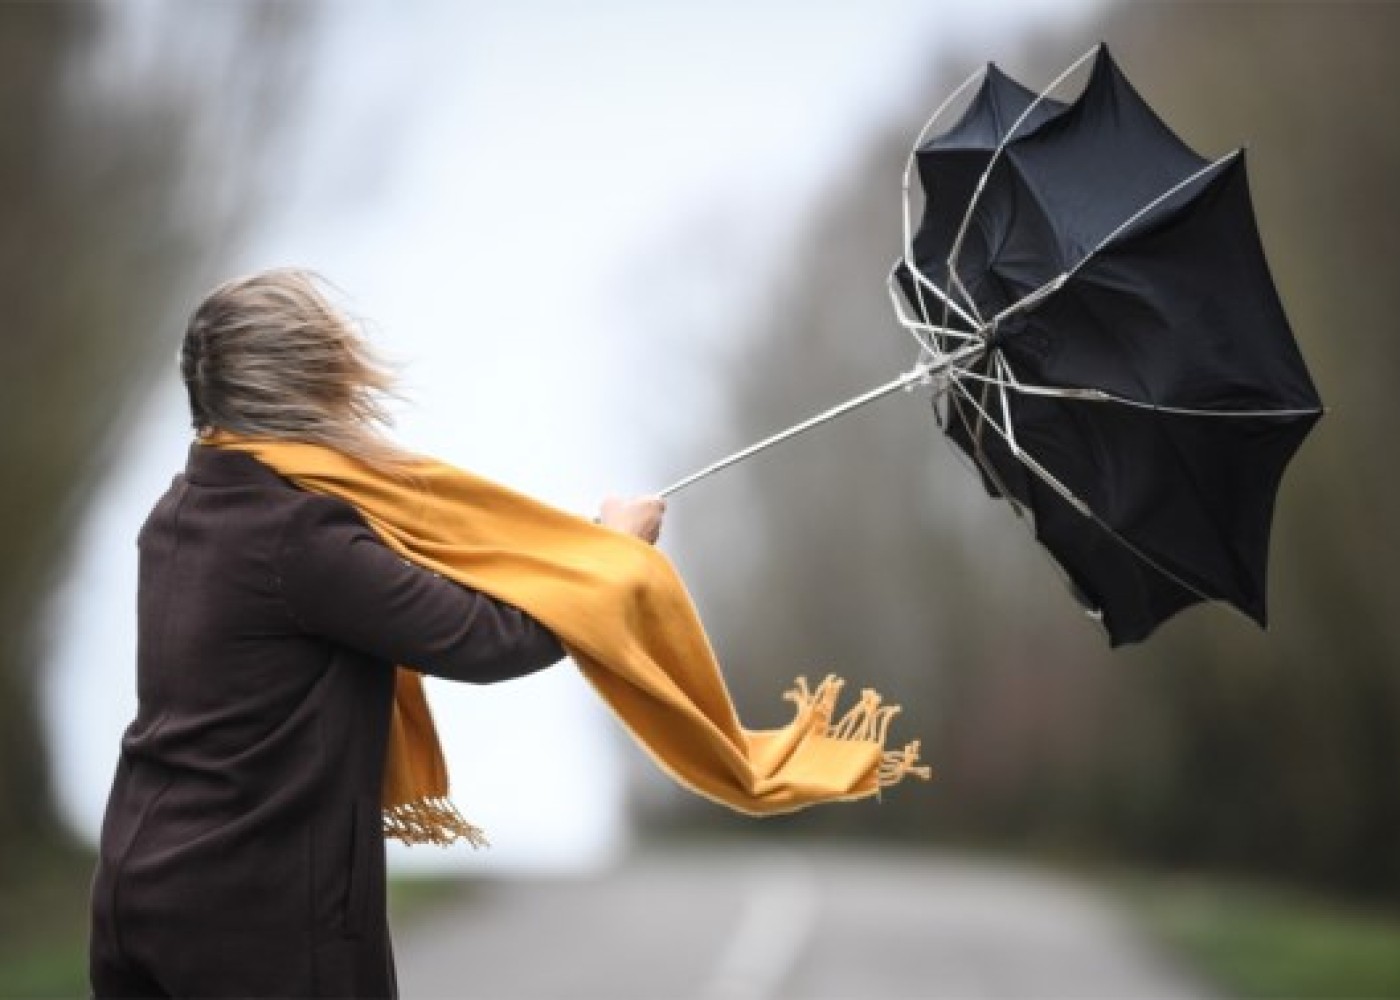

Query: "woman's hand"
left=597, top=495, right=666, bottom=544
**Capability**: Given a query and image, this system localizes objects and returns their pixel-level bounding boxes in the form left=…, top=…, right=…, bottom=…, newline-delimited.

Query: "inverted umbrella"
left=663, top=44, right=1323, bottom=645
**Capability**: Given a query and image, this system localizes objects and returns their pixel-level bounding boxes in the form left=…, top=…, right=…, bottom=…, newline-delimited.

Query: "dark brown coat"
left=89, top=443, right=563, bottom=998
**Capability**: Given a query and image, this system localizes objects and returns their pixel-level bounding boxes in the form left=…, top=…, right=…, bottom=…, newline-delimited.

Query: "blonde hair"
left=180, top=269, right=414, bottom=472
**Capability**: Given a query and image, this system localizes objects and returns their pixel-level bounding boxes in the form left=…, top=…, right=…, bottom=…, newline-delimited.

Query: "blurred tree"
left=1082, top=0, right=1400, bottom=901
left=0, top=2, right=314, bottom=892
left=664, top=3, right=1400, bottom=901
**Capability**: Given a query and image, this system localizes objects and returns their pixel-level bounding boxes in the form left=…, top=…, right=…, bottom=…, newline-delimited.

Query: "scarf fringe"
left=383, top=796, right=490, bottom=848
left=785, top=675, right=934, bottom=788
left=880, top=740, right=933, bottom=787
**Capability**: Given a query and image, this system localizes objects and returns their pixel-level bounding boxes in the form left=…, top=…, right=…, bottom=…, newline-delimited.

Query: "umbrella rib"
left=949, top=271, right=984, bottom=328
left=887, top=270, right=980, bottom=358
left=888, top=279, right=938, bottom=358
left=1002, top=382, right=1323, bottom=418
left=900, top=63, right=988, bottom=259
left=968, top=365, right=996, bottom=476
left=950, top=364, right=1322, bottom=419
left=904, top=267, right=981, bottom=331
left=1070, top=151, right=1242, bottom=281
left=944, top=373, right=1026, bottom=520
left=899, top=64, right=989, bottom=339
left=995, top=352, right=1021, bottom=457
left=941, top=43, right=1102, bottom=342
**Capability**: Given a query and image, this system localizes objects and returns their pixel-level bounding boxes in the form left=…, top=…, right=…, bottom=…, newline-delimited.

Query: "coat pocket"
left=342, top=800, right=372, bottom=937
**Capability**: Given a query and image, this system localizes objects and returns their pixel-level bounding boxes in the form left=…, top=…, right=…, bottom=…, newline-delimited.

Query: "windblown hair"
left=180, top=269, right=414, bottom=472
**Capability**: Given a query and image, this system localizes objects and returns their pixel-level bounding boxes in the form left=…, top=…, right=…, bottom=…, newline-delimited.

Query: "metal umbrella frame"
left=661, top=44, right=1323, bottom=645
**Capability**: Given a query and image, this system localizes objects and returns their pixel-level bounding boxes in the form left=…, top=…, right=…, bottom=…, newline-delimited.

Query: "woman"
left=89, top=269, right=665, bottom=998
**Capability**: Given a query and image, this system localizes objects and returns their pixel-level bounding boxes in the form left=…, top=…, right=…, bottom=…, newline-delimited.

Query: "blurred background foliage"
left=1, top=0, right=1397, bottom=994
left=666, top=0, right=1400, bottom=905
left=0, top=0, right=315, bottom=959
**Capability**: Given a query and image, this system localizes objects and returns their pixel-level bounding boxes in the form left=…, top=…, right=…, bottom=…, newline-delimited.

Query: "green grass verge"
left=1129, top=875, right=1400, bottom=999
left=0, top=842, right=93, bottom=999
left=0, top=859, right=472, bottom=1000
left=0, top=942, right=89, bottom=1000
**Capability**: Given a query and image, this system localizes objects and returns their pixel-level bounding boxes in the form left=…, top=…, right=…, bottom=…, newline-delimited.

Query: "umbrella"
left=663, top=44, right=1323, bottom=646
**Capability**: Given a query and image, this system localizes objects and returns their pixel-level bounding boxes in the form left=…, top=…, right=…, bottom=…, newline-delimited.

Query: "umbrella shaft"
left=658, top=344, right=983, bottom=498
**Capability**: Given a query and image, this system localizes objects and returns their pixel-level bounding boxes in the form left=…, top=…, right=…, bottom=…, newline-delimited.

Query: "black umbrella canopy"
left=895, top=63, right=1065, bottom=312
left=898, top=45, right=1323, bottom=645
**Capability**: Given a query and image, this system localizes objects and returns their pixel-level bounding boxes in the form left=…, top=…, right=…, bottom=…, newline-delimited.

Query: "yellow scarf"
left=206, top=432, right=930, bottom=844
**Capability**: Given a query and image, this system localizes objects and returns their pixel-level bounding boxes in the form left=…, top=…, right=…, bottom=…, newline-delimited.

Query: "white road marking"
left=699, top=858, right=821, bottom=1000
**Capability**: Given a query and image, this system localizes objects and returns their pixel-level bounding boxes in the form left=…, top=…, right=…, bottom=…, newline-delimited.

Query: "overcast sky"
left=42, top=0, right=1103, bottom=873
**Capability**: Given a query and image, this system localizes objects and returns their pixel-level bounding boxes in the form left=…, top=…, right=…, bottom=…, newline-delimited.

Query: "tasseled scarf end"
left=786, top=674, right=934, bottom=789
left=383, top=796, right=490, bottom=848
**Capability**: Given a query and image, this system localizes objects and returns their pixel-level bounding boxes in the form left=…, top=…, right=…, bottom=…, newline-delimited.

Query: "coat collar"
left=184, top=440, right=292, bottom=489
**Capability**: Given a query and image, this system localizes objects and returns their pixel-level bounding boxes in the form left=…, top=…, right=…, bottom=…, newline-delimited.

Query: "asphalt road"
left=394, top=846, right=1213, bottom=1000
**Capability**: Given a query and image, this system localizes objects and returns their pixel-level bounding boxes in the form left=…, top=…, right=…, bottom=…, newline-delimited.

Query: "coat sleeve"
left=277, top=494, right=565, bottom=684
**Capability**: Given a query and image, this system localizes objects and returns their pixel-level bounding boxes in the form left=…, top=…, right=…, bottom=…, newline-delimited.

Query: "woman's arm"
left=277, top=495, right=564, bottom=683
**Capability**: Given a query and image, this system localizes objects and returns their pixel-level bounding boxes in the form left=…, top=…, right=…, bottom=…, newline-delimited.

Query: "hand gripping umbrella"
left=661, top=44, right=1323, bottom=646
